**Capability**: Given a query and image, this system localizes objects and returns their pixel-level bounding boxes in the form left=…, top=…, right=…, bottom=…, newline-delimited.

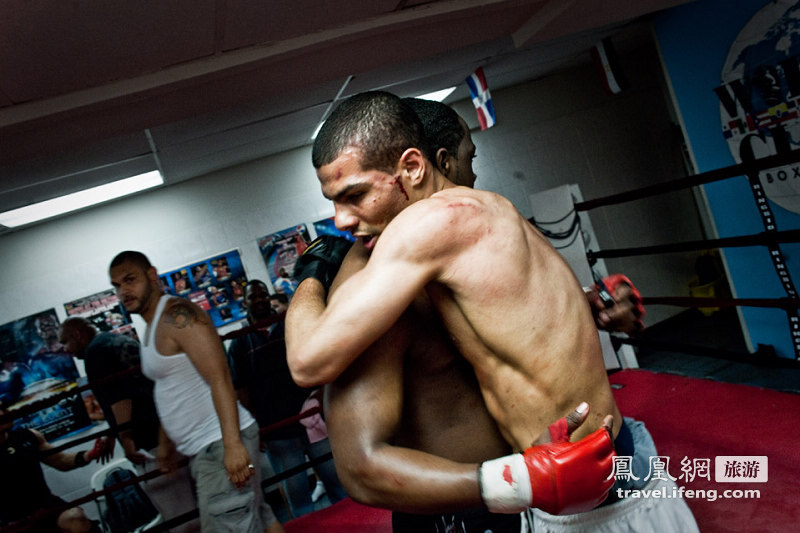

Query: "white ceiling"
left=0, top=0, right=694, bottom=232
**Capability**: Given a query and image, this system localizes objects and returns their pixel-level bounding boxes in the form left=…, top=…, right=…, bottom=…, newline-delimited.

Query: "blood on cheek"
left=394, top=175, right=409, bottom=200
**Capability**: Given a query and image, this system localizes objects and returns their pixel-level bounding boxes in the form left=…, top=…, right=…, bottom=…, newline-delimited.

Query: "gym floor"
left=630, top=308, right=800, bottom=394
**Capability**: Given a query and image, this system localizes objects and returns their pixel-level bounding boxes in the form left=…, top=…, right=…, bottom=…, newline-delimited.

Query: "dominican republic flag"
left=466, top=67, right=496, bottom=130
left=591, top=37, right=628, bottom=95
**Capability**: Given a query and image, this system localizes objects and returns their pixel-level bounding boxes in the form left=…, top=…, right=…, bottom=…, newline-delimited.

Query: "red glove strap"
left=86, top=438, right=104, bottom=461
left=548, top=417, right=570, bottom=443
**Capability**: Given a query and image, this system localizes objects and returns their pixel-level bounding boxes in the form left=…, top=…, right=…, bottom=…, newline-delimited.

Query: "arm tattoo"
left=165, top=300, right=208, bottom=329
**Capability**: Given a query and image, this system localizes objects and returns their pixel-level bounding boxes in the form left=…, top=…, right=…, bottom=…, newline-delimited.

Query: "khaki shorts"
left=189, top=423, right=277, bottom=532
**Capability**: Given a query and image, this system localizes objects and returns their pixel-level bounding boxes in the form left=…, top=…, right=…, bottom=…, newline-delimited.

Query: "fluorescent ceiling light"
left=0, top=170, right=163, bottom=228
left=416, top=86, right=457, bottom=102
left=311, top=120, right=325, bottom=141
left=311, top=75, right=354, bottom=141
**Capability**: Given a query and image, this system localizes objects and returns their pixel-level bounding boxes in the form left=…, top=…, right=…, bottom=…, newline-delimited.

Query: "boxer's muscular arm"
left=326, top=314, right=482, bottom=513
left=322, top=239, right=482, bottom=512
left=327, top=319, right=615, bottom=515
left=286, top=205, right=453, bottom=387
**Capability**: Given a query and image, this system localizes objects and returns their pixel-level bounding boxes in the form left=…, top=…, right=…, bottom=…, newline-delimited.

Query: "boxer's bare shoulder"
left=378, top=188, right=510, bottom=267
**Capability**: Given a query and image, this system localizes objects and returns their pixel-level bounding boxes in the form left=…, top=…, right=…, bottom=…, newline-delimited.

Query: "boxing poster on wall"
left=0, top=309, right=92, bottom=441
left=257, top=223, right=312, bottom=299
left=159, top=250, right=248, bottom=328
left=64, top=289, right=138, bottom=339
left=313, top=217, right=356, bottom=242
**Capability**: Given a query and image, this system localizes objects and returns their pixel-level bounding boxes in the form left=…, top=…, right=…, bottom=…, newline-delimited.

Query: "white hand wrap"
left=478, top=453, right=532, bottom=514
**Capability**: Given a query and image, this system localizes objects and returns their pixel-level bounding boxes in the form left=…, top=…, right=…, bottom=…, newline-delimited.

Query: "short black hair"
left=110, top=250, right=152, bottom=271
left=312, top=91, right=432, bottom=173
left=60, top=316, right=93, bottom=332
left=403, top=98, right=465, bottom=157
left=269, top=293, right=289, bottom=305
left=244, top=279, right=269, bottom=298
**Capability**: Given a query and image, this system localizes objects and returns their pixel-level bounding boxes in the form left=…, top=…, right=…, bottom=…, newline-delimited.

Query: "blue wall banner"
left=655, top=0, right=800, bottom=359
left=64, top=288, right=138, bottom=339
left=257, top=224, right=311, bottom=299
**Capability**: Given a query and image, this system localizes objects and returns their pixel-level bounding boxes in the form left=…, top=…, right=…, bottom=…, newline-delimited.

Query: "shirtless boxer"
left=290, top=97, right=649, bottom=531
left=289, top=92, right=697, bottom=531
left=286, top=91, right=618, bottom=516
left=324, top=238, right=593, bottom=531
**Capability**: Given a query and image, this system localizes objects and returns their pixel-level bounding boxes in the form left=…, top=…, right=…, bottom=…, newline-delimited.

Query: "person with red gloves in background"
left=0, top=402, right=113, bottom=532
left=586, top=273, right=646, bottom=335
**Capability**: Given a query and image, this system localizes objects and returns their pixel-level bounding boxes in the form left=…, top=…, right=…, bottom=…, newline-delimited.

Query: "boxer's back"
left=418, top=187, right=621, bottom=449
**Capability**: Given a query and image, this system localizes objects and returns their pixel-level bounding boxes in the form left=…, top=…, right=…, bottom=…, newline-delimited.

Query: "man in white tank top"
left=109, top=251, right=284, bottom=533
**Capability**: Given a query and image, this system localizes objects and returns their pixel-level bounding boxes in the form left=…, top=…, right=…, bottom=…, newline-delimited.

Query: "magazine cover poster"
left=159, top=275, right=172, bottom=295
left=313, top=217, right=356, bottom=242
left=160, top=250, right=248, bottom=327
left=64, top=289, right=138, bottom=339
left=0, top=309, right=92, bottom=440
left=257, top=224, right=311, bottom=299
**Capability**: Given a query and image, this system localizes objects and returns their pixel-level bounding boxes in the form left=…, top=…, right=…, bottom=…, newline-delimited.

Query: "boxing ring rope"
left=573, top=149, right=800, bottom=211
left=565, top=149, right=800, bottom=360
left=640, top=296, right=800, bottom=310
left=587, top=228, right=800, bottom=259
left=615, top=335, right=800, bottom=369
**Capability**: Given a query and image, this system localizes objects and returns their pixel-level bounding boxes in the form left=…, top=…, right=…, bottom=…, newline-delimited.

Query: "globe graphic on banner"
left=720, top=0, right=800, bottom=214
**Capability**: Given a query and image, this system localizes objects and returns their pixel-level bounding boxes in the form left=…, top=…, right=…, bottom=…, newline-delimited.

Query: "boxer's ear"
left=436, top=148, right=451, bottom=176
left=398, top=148, right=427, bottom=187
left=147, top=266, right=160, bottom=284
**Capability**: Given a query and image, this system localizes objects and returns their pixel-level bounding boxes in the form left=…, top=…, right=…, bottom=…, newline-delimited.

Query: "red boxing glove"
left=479, top=427, right=616, bottom=515
left=86, top=437, right=113, bottom=463
left=602, top=274, right=645, bottom=328
left=525, top=427, right=616, bottom=514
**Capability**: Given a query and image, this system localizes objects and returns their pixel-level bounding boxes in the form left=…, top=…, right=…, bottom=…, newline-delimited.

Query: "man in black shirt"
left=59, top=319, right=158, bottom=463
left=227, top=280, right=315, bottom=518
